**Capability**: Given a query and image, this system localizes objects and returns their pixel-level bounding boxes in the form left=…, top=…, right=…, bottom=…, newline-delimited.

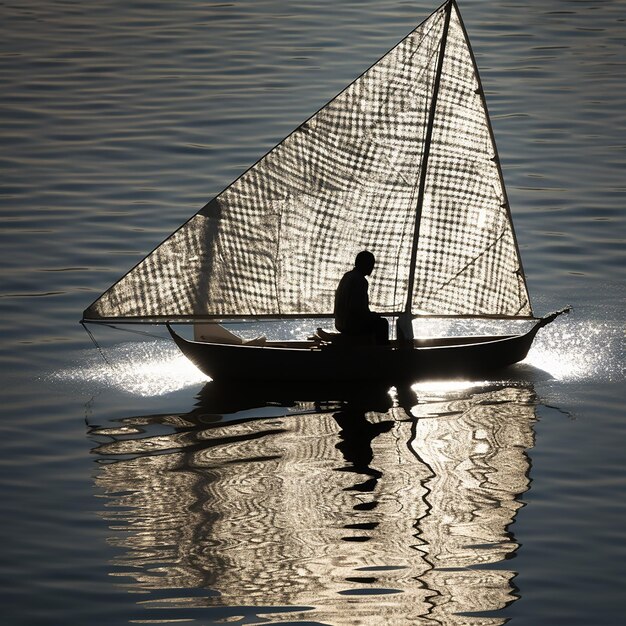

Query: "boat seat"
left=310, top=327, right=375, bottom=347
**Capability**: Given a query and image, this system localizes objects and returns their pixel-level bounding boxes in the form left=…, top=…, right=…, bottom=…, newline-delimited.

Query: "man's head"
left=354, top=250, right=375, bottom=276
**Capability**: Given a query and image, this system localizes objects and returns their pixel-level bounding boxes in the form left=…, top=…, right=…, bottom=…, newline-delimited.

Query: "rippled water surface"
left=1, top=1, right=624, bottom=624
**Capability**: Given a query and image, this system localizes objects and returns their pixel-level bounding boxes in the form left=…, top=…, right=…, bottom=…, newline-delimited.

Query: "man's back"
left=334, top=268, right=370, bottom=334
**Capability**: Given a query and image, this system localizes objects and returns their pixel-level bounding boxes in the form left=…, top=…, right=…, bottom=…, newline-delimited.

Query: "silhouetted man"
left=334, top=251, right=389, bottom=345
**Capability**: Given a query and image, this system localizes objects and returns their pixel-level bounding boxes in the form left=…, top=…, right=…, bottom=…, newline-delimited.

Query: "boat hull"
left=168, top=322, right=548, bottom=383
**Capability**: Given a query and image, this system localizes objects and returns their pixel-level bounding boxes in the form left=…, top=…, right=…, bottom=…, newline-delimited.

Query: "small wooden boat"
left=82, top=1, right=569, bottom=382
left=167, top=309, right=568, bottom=382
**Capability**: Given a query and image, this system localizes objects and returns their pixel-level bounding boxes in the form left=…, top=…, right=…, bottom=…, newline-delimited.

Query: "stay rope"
left=80, top=320, right=169, bottom=369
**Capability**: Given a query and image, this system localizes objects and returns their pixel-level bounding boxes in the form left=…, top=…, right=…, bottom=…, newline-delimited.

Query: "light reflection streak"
left=410, top=379, right=486, bottom=395
left=91, top=382, right=539, bottom=624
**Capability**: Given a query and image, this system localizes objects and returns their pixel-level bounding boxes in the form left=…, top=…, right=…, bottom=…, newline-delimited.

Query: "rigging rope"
left=80, top=320, right=169, bottom=370
left=80, top=320, right=115, bottom=369
left=82, top=320, right=168, bottom=340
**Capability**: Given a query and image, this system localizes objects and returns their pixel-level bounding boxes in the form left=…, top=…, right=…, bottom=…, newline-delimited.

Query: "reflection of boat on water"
left=82, top=0, right=568, bottom=382
left=135, top=354, right=553, bottom=418
left=411, top=386, right=535, bottom=618
left=92, top=381, right=540, bottom=623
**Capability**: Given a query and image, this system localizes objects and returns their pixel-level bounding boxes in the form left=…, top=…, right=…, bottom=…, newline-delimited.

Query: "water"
left=0, top=0, right=624, bottom=624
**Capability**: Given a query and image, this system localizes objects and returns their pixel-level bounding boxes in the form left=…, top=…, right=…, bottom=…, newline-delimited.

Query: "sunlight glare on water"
left=55, top=340, right=209, bottom=396
left=525, top=320, right=621, bottom=382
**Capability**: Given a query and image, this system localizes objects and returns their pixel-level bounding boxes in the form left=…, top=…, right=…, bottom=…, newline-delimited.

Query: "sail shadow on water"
left=90, top=381, right=540, bottom=624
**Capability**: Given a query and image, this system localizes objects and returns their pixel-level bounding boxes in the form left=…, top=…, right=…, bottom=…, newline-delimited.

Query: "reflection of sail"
left=92, top=383, right=536, bottom=623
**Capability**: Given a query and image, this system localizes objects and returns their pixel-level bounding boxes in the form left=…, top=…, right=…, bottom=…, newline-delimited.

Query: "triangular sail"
left=83, top=0, right=532, bottom=323
left=411, top=2, right=531, bottom=317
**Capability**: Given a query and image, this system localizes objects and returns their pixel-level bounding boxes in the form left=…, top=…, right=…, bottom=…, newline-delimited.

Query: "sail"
left=83, top=0, right=532, bottom=323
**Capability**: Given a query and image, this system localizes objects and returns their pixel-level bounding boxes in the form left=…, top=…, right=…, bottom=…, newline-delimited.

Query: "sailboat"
left=82, top=0, right=568, bottom=383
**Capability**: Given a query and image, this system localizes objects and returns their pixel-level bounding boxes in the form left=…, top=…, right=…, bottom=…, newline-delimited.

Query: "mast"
left=403, top=0, right=453, bottom=316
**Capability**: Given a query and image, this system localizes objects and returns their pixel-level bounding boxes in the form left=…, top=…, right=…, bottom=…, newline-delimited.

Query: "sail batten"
left=83, top=0, right=532, bottom=324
